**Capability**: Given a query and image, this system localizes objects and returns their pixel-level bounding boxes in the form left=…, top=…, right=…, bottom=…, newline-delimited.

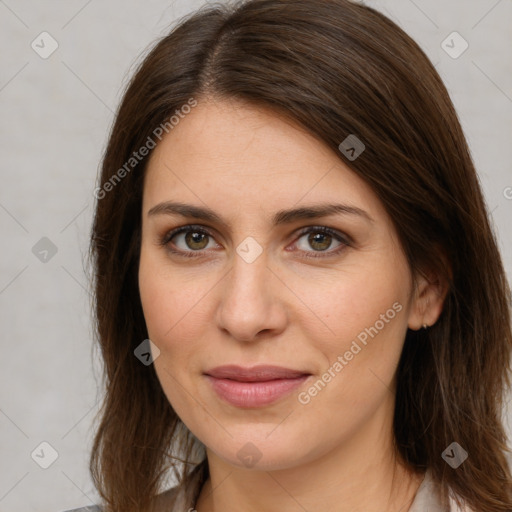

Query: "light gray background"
left=0, top=1, right=511, bottom=511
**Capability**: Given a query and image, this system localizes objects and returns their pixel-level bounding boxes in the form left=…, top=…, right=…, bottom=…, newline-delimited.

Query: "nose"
left=215, top=247, right=288, bottom=343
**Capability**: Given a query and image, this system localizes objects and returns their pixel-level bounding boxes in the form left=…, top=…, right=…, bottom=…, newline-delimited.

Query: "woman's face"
left=138, top=98, right=426, bottom=471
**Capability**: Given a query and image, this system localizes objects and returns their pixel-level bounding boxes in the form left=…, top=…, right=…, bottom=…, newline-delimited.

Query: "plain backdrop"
left=0, top=0, right=511, bottom=510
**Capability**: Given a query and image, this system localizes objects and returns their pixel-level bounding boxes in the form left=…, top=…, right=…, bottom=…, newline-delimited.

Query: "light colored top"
left=62, top=458, right=481, bottom=512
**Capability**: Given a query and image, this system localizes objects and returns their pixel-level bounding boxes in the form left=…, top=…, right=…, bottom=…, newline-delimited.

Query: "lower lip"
left=205, top=375, right=310, bottom=408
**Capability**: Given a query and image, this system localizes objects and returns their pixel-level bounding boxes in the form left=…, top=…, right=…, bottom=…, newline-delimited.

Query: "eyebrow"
left=147, top=201, right=373, bottom=228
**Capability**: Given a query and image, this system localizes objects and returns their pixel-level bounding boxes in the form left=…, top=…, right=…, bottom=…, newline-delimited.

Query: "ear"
left=407, top=262, right=450, bottom=331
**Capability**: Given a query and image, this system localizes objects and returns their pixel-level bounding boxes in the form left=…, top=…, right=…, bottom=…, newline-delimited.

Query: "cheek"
left=297, top=256, right=411, bottom=356
left=138, top=249, right=211, bottom=363
left=292, top=259, right=411, bottom=414
left=138, top=251, right=208, bottom=414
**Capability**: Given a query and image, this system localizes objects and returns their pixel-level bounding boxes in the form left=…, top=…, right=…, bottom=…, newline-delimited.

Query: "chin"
left=202, top=428, right=319, bottom=472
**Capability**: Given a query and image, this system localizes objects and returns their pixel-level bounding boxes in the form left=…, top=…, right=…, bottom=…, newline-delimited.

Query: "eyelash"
left=159, top=224, right=351, bottom=260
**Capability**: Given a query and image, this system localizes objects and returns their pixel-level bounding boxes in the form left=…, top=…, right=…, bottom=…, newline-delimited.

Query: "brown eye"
left=308, top=232, right=333, bottom=251
left=293, top=226, right=350, bottom=259
left=161, top=225, right=217, bottom=257
left=182, top=231, right=209, bottom=250
left=161, top=225, right=350, bottom=259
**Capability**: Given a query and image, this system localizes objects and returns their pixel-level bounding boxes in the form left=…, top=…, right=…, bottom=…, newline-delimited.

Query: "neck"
left=195, top=414, right=425, bottom=512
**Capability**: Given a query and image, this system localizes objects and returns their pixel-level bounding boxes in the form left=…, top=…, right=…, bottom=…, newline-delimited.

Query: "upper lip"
left=204, top=365, right=310, bottom=382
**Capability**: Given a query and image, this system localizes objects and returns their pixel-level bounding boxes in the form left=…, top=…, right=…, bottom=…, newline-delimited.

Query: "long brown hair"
left=89, top=0, right=512, bottom=510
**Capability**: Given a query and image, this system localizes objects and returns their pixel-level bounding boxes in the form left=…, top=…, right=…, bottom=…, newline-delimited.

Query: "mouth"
left=204, top=365, right=311, bottom=408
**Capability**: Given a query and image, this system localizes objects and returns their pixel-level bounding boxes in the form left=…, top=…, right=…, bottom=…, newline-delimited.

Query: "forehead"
left=142, top=99, right=386, bottom=224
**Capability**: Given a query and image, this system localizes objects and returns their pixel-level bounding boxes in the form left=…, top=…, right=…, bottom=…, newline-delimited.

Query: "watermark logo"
left=236, top=236, right=263, bottom=264
left=441, top=31, right=469, bottom=59
left=31, top=32, right=59, bottom=59
left=339, top=134, right=366, bottom=161
left=236, top=442, right=263, bottom=468
left=442, top=442, right=468, bottom=468
left=134, top=339, right=161, bottom=366
left=32, top=237, right=58, bottom=263
left=31, top=441, right=59, bottom=469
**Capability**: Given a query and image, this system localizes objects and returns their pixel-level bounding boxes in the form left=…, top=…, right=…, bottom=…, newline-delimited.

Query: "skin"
left=138, top=97, right=446, bottom=512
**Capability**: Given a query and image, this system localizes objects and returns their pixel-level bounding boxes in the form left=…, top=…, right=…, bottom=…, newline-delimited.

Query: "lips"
left=204, top=365, right=311, bottom=408
left=205, top=365, right=308, bottom=381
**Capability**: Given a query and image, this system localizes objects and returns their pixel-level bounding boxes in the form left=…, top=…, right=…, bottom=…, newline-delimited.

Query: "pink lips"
left=204, top=365, right=310, bottom=408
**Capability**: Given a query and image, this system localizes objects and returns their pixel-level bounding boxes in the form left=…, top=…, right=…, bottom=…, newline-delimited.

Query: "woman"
left=66, top=0, right=512, bottom=510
